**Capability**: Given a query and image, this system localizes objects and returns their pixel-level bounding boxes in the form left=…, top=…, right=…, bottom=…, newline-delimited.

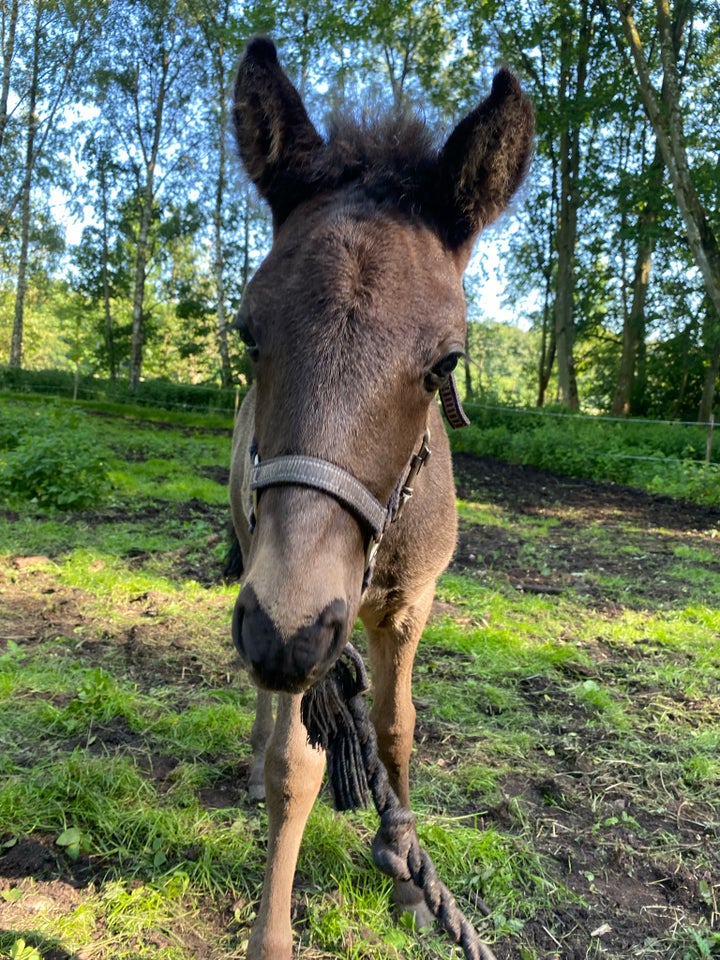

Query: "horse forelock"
left=304, top=110, right=440, bottom=216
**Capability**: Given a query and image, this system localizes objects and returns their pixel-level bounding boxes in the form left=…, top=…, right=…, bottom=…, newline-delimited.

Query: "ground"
left=1, top=450, right=719, bottom=960
left=448, top=456, right=720, bottom=959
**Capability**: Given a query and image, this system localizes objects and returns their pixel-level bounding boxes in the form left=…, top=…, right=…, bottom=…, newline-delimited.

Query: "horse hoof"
left=393, top=878, right=435, bottom=930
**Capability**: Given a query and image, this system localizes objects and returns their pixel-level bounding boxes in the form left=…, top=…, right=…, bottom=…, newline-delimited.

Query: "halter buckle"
left=393, top=428, right=431, bottom=523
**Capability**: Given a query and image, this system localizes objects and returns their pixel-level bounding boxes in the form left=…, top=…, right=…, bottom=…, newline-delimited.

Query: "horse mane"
left=310, top=109, right=440, bottom=211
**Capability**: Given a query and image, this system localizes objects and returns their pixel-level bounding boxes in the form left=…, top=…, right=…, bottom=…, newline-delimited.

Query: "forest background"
left=1, top=0, right=719, bottom=424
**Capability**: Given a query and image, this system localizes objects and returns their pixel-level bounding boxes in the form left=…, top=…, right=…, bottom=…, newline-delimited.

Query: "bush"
left=0, top=406, right=109, bottom=510
left=450, top=404, right=720, bottom=507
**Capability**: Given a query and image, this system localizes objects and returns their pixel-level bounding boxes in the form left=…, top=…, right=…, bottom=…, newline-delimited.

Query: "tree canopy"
left=1, top=0, right=718, bottom=421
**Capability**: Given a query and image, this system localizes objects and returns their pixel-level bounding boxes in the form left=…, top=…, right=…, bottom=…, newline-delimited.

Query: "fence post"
left=707, top=413, right=715, bottom=464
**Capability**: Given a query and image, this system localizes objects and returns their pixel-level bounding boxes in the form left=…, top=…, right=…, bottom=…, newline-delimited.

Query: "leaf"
left=56, top=826, right=82, bottom=847
left=2, top=887, right=24, bottom=903
left=56, top=826, right=84, bottom=860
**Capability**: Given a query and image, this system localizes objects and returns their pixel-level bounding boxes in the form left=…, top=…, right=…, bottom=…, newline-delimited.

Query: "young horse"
left=229, top=37, right=533, bottom=960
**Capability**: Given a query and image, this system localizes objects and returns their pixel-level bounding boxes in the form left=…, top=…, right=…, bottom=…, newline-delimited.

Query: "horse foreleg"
left=248, top=689, right=274, bottom=801
left=365, top=580, right=436, bottom=929
left=247, top=692, right=325, bottom=960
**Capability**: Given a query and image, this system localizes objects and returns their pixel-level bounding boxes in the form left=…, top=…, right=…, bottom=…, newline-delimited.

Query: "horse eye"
left=424, top=351, right=463, bottom=392
left=234, top=317, right=260, bottom=361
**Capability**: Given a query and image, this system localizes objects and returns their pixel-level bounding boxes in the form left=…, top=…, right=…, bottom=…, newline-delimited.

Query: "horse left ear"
left=233, top=37, right=324, bottom=227
left=436, top=69, right=534, bottom=262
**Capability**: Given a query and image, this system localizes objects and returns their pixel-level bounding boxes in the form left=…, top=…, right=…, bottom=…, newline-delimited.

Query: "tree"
left=492, top=0, right=607, bottom=409
left=610, top=139, right=664, bottom=415
left=188, top=0, right=236, bottom=388
left=3, top=0, right=93, bottom=368
left=92, top=0, right=203, bottom=391
left=604, top=0, right=720, bottom=420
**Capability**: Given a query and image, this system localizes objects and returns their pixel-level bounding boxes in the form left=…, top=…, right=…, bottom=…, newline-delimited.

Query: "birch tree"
left=3, top=0, right=93, bottom=368
left=93, top=0, right=202, bottom=391
left=604, top=0, right=720, bottom=420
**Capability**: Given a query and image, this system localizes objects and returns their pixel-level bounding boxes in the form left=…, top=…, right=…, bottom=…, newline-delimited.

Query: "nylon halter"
left=248, top=373, right=468, bottom=592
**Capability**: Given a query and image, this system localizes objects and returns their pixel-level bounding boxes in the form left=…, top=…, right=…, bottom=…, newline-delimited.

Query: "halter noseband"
left=247, top=374, right=468, bottom=591
left=250, top=429, right=431, bottom=591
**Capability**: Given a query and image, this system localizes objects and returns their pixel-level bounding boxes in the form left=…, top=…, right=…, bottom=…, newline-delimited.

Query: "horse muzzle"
left=232, top=583, right=349, bottom=693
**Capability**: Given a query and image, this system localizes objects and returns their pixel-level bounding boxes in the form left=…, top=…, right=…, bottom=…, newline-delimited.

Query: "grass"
left=1, top=395, right=719, bottom=959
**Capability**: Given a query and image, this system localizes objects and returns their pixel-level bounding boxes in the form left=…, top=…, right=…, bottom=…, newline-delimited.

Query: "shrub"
left=450, top=404, right=720, bottom=508
left=0, top=406, right=109, bottom=510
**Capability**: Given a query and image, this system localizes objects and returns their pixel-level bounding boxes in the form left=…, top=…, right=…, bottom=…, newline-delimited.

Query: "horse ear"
left=436, top=69, right=534, bottom=261
left=233, top=38, right=324, bottom=226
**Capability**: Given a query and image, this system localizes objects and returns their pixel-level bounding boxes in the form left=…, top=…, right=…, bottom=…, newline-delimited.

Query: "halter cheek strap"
left=438, top=373, right=470, bottom=428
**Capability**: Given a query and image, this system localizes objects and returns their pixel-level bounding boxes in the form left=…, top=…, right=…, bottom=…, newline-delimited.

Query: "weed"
left=0, top=405, right=109, bottom=509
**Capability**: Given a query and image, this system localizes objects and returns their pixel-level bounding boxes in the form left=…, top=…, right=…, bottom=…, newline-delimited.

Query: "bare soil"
left=1, top=452, right=719, bottom=959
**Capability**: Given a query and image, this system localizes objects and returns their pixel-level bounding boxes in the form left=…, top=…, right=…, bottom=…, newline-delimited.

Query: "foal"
left=229, top=37, right=533, bottom=959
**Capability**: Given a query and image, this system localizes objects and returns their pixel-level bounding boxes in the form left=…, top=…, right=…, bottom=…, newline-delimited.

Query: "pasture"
left=0, top=396, right=719, bottom=960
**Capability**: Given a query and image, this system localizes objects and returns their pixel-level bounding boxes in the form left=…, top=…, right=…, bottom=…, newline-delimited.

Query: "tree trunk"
left=699, top=309, right=720, bottom=423
left=552, top=0, right=593, bottom=410
left=464, top=327, right=473, bottom=399
left=129, top=49, right=169, bottom=392
left=0, top=0, right=19, bottom=156
left=611, top=0, right=720, bottom=420
left=611, top=144, right=664, bottom=415
left=537, top=226, right=556, bottom=407
left=670, top=322, right=693, bottom=419
left=129, top=187, right=154, bottom=391
left=99, top=161, right=116, bottom=382
left=9, top=4, right=40, bottom=369
left=213, top=44, right=232, bottom=389
left=537, top=303, right=556, bottom=408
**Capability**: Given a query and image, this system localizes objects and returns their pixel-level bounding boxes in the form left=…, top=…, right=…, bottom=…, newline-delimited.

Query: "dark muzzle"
left=233, top=584, right=348, bottom=692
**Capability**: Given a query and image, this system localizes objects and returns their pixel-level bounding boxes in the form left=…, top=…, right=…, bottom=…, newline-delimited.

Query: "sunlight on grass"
left=570, top=678, right=630, bottom=730
left=456, top=498, right=509, bottom=526
left=149, top=700, right=254, bottom=757
left=671, top=543, right=718, bottom=563
left=109, top=464, right=228, bottom=504
left=54, top=547, right=233, bottom=607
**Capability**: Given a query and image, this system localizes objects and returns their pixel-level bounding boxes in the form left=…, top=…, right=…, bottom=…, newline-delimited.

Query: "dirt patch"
left=451, top=453, right=720, bottom=610
left=0, top=878, right=88, bottom=959
left=452, top=453, right=720, bottom=533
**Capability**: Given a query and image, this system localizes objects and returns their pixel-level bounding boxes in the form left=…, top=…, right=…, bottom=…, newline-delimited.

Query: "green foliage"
left=0, top=366, right=243, bottom=414
left=0, top=404, right=109, bottom=510
left=7, top=940, right=42, bottom=960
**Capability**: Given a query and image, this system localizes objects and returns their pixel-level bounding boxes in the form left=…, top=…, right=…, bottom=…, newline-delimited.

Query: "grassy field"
left=0, top=396, right=719, bottom=960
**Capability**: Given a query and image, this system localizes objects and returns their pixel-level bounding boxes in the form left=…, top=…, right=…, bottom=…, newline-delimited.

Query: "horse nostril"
left=323, top=598, right=348, bottom=647
left=233, top=589, right=349, bottom=692
left=286, top=597, right=348, bottom=684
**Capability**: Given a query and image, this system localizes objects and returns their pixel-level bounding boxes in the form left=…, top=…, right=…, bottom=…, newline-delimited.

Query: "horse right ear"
left=233, top=38, right=324, bottom=227
left=436, top=68, right=534, bottom=264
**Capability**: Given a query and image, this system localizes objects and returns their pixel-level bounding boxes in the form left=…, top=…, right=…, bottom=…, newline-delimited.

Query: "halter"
left=248, top=374, right=468, bottom=591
